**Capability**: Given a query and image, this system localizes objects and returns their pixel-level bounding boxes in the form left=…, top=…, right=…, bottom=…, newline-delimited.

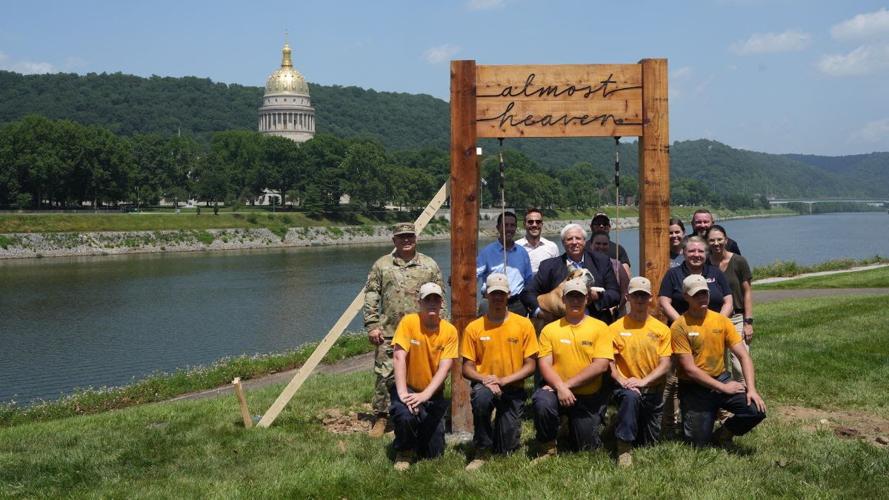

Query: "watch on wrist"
left=743, top=317, right=754, bottom=325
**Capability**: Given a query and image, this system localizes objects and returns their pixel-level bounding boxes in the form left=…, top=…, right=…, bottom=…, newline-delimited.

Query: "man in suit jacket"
left=522, top=223, right=621, bottom=324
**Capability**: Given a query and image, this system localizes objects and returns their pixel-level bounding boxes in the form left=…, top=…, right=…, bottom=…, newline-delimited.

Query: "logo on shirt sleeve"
left=688, top=332, right=700, bottom=337
left=619, top=332, right=632, bottom=337
left=581, top=340, right=593, bottom=346
left=480, top=336, right=491, bottom=342
left=560, top=338, right=572, bottom=344
left=410, top=339, right=421, bottom=345
left=507, top=337, right=519, bottom=344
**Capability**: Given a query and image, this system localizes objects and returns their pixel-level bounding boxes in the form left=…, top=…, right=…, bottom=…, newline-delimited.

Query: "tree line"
left=0, top=115, right=774, bottom=214
left=3, top=70, right=886, bottom=200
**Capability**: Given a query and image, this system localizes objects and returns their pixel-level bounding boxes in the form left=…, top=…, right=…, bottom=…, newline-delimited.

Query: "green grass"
left=756, top=265, right=889, bottom=289
left=0, top=333, right=372, bottom=428
left=1, top=296, right=888, bottom=497
left=0, top=212, right=327, bottom=233
left=754, top=295, right=889, bottom=415
left=752, top=255, right=889, bottom=280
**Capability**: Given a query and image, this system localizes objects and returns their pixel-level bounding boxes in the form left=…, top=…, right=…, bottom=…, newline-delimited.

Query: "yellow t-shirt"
left=461, top=313, right=539, bottom=387
left=539, top=316, right=613, bottom=395
left=609, top=315, right=672, bottom=381
left=671, top=310, right=742, bottom=379
left=392, top=313, right=459, bottom=391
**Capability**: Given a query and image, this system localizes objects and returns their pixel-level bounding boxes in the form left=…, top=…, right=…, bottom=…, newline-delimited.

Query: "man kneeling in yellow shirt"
left=532, top=278, right=614, bottom=457
left=390, top=282, right=459, bottom=471
left=608, top=276, right=672, bottom=467
left=672, top=275, right=766, bottom=447
left=462, top=273, right=539, bottom=471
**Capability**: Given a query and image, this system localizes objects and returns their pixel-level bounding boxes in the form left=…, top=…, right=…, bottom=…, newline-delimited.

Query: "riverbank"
left=0, top=207, right=794, bottom=260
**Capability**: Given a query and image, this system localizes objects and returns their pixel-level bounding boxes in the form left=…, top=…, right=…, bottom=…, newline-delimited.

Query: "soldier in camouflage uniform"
left=364, top=222, right=445, bottom=438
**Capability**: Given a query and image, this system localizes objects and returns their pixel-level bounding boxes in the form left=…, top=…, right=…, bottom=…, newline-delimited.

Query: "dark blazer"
left=521, top=250, right=621, bottom=323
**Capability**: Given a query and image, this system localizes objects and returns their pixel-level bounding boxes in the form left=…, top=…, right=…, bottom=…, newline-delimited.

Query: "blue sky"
left=2, top=0, right=889, bottom=156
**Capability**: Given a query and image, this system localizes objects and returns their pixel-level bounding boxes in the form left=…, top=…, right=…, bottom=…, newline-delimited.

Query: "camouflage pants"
left=372, top=342, right=395, bottom=416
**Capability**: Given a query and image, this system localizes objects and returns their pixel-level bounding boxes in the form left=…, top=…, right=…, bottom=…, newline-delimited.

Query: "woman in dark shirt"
left=658, top=235, right=733, bottom=323
left=668, top=217, right=685, bottom=269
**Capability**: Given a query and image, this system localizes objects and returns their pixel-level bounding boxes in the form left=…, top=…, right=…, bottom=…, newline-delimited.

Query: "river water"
left=2, top=212, right=887, bottom=404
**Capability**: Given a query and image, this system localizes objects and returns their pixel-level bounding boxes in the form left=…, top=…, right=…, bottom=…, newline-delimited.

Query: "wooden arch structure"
left=449, top=59, right=669, bottom=433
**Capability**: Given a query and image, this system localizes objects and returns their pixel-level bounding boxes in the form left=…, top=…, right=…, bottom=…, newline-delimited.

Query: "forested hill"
left=1, top=70, right=886, bottom=197
left=0, top=70, right=449, bottom=151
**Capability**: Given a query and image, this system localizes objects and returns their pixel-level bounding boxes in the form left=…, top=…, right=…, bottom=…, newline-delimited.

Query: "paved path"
left=171, top=264, right=889, bottom=405
left=168, top=352, right=374, bottom=403
left=752, top=263, right=888, bottom=285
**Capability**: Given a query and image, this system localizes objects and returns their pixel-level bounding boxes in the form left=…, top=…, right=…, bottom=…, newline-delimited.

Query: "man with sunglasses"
left=516, top=208, right=559, bottom=275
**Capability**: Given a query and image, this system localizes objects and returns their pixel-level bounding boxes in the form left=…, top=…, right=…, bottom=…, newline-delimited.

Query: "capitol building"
left=258, top=42, right=315, bottom=142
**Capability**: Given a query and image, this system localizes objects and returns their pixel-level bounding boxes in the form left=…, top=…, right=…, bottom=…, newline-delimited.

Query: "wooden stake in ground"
left=256, top=182, right=449, bottom=429
left=232, top=377, right=253, bottom=429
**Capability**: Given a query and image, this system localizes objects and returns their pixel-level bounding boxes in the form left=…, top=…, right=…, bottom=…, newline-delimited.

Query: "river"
left=2, top=212, right=887, bottom=404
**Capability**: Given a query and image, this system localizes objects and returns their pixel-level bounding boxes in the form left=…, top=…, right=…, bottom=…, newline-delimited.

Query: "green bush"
left=196, top=231, right=215, bottom=245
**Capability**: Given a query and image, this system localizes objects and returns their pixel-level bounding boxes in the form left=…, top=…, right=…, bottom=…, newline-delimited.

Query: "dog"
left=537, top=268, right=596, bottom=318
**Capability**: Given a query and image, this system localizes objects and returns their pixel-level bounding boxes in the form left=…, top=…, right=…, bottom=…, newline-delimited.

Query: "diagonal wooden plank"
left=256, top=182, right=449, bottom=428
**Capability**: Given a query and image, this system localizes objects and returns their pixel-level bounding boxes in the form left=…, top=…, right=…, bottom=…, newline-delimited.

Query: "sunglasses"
left=526, top=220, right=543, bottom=225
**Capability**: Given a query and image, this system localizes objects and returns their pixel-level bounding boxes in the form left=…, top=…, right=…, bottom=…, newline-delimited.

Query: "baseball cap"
left=418, top=282, right=443, bottom=299
left=392, top=222, right=416, bottom=236
left=682, top=274, right=709, bottom=296
left=627, top=276, right=652, bottom=295
left=562, top=277, right=589, bottom=296
left=486, top=273, right=510, bottom=294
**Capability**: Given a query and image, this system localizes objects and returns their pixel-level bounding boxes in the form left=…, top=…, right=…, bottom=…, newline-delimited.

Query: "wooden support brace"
left=232, top=377, right=253, bottom=429
left=255, top=182, right=450, bottom=428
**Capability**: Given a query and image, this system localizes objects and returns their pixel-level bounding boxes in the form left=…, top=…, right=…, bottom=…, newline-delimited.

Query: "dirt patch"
left=778, top=405, right=889, bottom=448
left=318, top=404, right=376, bottom=434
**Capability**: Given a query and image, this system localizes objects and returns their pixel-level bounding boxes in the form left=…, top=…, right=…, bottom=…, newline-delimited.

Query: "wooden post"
left=449, top=60, right=477, bottom=434
left=638, top=58, right=670, bottom=317
left=232, top=377, right=253, bottom=428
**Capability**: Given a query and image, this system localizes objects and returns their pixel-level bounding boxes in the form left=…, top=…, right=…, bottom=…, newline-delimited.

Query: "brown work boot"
left=393, top=450, right=415, bottom=471
left=617, top=440, right=633, bottom=468
left=530, top=440, right=557, bottom=465
left=465, top=449, right=492, bottom=471
left=368, top=416, right=388, bottom=438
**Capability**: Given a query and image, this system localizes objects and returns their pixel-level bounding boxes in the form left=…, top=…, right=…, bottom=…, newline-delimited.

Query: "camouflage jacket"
left=363, top=251, right=445, bottom=338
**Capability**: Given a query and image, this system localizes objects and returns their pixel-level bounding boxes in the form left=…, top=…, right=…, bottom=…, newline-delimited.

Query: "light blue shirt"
left=476, top=241, right=533, bottom=297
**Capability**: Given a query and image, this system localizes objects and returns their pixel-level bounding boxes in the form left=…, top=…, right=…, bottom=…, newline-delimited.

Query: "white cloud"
left=730, top=30, right=812, bottom=55
left=0, top=49, right=56, bottom=74
left=467, top=0, right=505, bottom=10
left=422, top=44, right=460, bottom=64
left=850, top=118, right=889, bottom=143
left=817, top=43, right=889, bottom=76
left=831, top=8, right=889, bottom=41
left=15, top=61, right=55, bottom=74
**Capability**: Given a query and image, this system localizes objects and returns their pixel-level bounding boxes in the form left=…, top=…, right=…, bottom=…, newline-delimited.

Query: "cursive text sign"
left=475, top=64, right=643, bottom=138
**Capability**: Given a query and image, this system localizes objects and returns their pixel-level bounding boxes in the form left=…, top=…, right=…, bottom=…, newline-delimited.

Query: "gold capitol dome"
left=265, top=42, right=309, bottom=95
